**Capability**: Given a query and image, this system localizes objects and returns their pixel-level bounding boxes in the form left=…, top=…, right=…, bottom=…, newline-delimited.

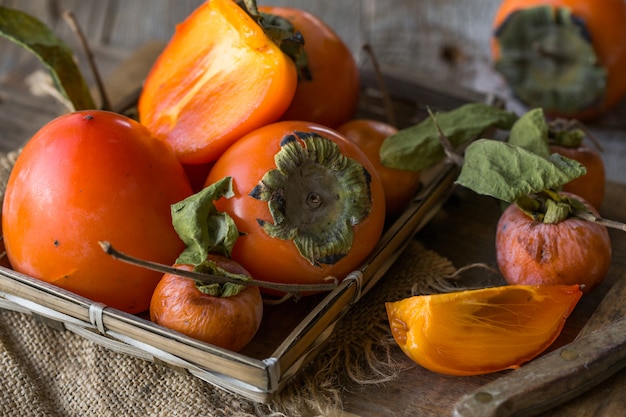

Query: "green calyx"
left=234, top=0, right=310, bottom=80
left=494, top=5, right=607, bottom=115
left=547, top=119, right=585, bottom=148
left=249, top=131, right=373, bottom=266
left=194, top=259, right=249, bottom=298
left=515, top=190, right=584, bottom=224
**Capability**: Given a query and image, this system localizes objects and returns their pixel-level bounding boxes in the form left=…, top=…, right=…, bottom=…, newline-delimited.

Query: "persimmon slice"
left=385, top=284, right=583, bottom=376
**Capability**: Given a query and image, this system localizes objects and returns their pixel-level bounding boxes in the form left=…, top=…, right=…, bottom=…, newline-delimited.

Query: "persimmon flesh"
left=138, top=0, right=298, bottom=164
left=386, top=284, right=583, bottom=376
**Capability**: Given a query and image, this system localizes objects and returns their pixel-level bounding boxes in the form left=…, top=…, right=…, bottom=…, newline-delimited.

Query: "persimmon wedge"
left=386, top=284, right=583, bottom=376
left=138, top=0, right=298, bottom=165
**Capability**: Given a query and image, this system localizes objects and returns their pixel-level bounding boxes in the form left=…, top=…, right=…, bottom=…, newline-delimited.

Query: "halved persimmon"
left=138, top=0, right=298, bottom=165
left=385, top=284, right=583, bottom=376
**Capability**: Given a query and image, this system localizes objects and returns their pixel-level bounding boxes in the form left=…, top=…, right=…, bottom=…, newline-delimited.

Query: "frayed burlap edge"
left=260, top=240, right=460, bottom=417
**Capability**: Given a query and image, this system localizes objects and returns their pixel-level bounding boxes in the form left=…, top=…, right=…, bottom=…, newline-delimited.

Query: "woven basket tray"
left=0, top=62, right=502, bottom=403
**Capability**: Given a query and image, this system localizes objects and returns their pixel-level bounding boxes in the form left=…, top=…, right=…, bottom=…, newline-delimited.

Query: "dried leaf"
left=379, top=103, right=518, bottom=171
left=171, top=177, right=238, bottom=266
left=507, top=108, right=550, bottom=158
left=456, top=139, right=586, bottom=202
left=0, top=6, right=95, bottom=110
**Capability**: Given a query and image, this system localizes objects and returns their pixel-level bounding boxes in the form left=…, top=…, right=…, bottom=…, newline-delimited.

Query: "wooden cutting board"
left=453, top=263, right=626, bottom=416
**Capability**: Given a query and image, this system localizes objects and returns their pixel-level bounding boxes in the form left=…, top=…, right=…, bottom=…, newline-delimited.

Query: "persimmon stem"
left=573, top=210, right=626, bottom=232
left=99, top=241, right=339, bottom=296
left=550, top=118, right=604, bottom=152
left=427, top=107, right=464, bottom=167
left=362, top=43, right=397, bottom=127
left=62, top=10, right=111, bottom=111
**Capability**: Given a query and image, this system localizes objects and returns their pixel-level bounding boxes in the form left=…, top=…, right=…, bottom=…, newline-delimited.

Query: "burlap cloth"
left=0, top=151, right=461, bottom=417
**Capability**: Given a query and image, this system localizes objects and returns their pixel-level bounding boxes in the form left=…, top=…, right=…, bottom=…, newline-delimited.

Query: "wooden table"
left=339, top=183, right=626, bottom=417
left=1, top=5, right=625, bottom=416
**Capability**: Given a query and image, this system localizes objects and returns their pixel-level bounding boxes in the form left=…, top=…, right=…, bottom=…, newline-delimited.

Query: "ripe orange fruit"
left=385, top=284, right=583, bottom=376
left=496, top=193, right=611, bottom=293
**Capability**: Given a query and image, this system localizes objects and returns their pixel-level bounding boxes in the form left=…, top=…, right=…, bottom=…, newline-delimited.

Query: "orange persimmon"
left=205, top=121, right=386, bottom=290
left=260, top=5, right=360, bottom=128
left=2, top=110, right=193, bottom=314
left=546, top=123, right=606, bottom=210
left=138, top=0, right=298, bottom=165
left=491, top=0, right=626, bottom=119
left=386, top=284, right=583, bottom=376
left=549, top=144, right=605, bottom=210
left=337, top=119, right=421, bottom=219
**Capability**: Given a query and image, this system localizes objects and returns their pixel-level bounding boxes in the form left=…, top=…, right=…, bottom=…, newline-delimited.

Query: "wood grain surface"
left=1, top=0, right=625, bottom=183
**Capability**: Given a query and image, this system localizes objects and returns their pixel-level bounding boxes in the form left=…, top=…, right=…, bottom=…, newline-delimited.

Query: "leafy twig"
left=363, top=43, right=396, bottom=127
left=99, top=241, right=339, bottom=298
left=427, top=107, right=464, bottom=166
left=573, top=209, right=626, bottom=232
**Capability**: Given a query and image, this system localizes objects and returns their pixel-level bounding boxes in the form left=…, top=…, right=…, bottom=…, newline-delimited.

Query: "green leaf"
left=456, top=139, right=586, bottom=202
left=171, top=177, right=238, bottom=266
left=507, top=108, right=550, bottom=158
left=379, top=103, right=518, bottom=171
left=0, top=6, right=95, bottom=110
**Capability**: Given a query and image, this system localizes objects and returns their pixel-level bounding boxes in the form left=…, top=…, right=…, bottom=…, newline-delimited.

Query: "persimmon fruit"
left=491, top=0, right=626, bottom=119
left=496, top=192, right=611, bottom=293
left=2, top=110, right=193, bottom=314
left=150, top=254, right=263, bottom=352
left=337, top=119, right=421, bottom=219
left=549, top=144, right=605, bottom=210
left=386, top=284, right=583, bottom=376
left=205, top=120, right=386, bottom=291
left=138, top=0, right=298, bottom=165
left=260, top=5, right=360, bottom=129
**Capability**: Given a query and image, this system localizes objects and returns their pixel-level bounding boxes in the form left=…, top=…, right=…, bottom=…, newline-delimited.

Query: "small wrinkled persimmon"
left=337, top=119, right=421, bottom=219
left=205, top=121, right=385, bottom=291
left=491, top=0, right=626, bottom=119
left=496, top=192, right=611, bottom=293
left=386, top=284, right=583, bottom=376
left=260, top=5, right=360, bottom=128
left=2, top=110, right=193, bottom=314
left=150, top=254, right=263, bottom=352
left=138, top=0, right=298, bottom=164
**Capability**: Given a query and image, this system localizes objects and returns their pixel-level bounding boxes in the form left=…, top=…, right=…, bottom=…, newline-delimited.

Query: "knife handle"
left=452, top=315, right=626, bottom=417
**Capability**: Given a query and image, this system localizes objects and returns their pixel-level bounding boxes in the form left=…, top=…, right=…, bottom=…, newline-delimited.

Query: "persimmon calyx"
left=249, top=131, right=373, bottom=267
left=194, top=259, right=248, bottom=297
left=515, top=190, right=575, bottom=224
left=494, top=6, right=607, bottom=115
left=514, top=191, right=626, bottom=232
left=547, top=119, right=585, bottom=148
left=234, top=0, right=310, bottom=80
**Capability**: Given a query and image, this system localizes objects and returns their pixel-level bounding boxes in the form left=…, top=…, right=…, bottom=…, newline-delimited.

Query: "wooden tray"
left=0, top=45, right=502, bottom=403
